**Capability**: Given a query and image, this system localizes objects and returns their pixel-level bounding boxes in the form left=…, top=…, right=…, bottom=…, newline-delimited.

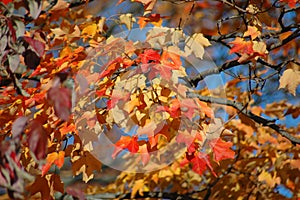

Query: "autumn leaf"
left=2, top=0, right=13, bottom=5
left=209, top=138, right=235, bottom=162
left=26, top=175, right=50, bottom=200
left=82, top=23, right=98, bottom=38
left=119, top=13, right=136, bottom=30
left=258, top=170, right=281, bottom=188
left=42, top=151, right=65, bottom=176
left=139, top=143, right=150, bottom=165
left=23, top=36, right=45, bottom=57
left=131, top=179, right=149, bottom=198
left=48, top=86, right=72, bottom=121
left=184, top=33, right=210, bottom=59
left=139, top=49, right=160, bottom=64
left=244, top=26, right=261, bottom=40
left=161, top=50, right=181, bottom=70
left=71, top=151, right=101, bottom=183
left=138, top=14, right=163, bottom=29
left=229, top=37, right=253, bottom=55
left=191, top=152, right=216, bottom=176
left=27, top=119, right=47, bottom=160
left=180, top=98, right=199, bottom=120
left=112, top=136, right=139, bottom=158
left=280, top=0, right=298, bottom=7
left=279, top=68, right=300, bottom=96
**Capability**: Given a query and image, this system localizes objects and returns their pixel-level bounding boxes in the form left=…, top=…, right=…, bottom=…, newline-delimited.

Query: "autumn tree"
left=0, top=0, right=300, bottom=199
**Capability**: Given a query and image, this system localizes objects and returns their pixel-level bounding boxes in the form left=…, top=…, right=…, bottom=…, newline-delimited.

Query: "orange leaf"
left=112, top=136, right=139, bottom=158
left=209, top=138, right=235, bottom=162
left=229, top=37, right=253, bottom=55
left=42, top=151, right=65, bottom=176
left=161, top=51, right=181, bottom=70
left=138, top=14, right=163, bottom=29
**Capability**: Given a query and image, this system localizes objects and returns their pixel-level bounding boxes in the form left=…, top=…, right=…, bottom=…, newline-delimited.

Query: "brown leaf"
left=26, top=175, right=51, bottom=200
left=71, top=151, right=101, bottom=183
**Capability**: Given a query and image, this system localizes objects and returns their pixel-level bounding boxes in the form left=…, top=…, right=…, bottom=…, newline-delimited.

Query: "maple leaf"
left=112, top=136, right=139, bottom=158
left=139, top=49, right=160, bottom=64
left=26, top=175, right=50, bottom=200
left=161, top=50, right=181, bottom=70
left=209, top=138, right=235, bottom=162
left=81, top=23, right=98, bottom=38
left=278, top=68, right=300, bottom=96
left=185, top=33, right=210, bottom=59
left=180, top=98, right=199, bottom=120
left=243, top=26, right=261, bottom=40
left=139, top=143, right=150, bottom=165
left=42, top=151, right=65, bottom=176
left=131, top=179, right=148, bottom=198
left=119, top=13, right=136, bottom=30
left=99, top=57, right=123, bottom=79
left=138, top=14, right=163, bottom=29
left=71, top=151, right=101, bottom=183
left=2, top=0, right=13, bottom=4
left=191, top=152, right=216, bottom=176
left=258, top=170, right=281, bottom=188
left=229, top=37, right=253, bottom=55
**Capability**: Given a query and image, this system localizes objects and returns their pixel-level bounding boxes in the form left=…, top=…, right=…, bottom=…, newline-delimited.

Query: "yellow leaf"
left=244, top=26, right=261, bottom=40
left=119, top=13, right=136, bottom=30
left=131, top=179, right=146, bottom=198
left=279, top=68, right=300, bottom=96
left=82, top=23, right=98, bottom=37
left=258, top=170, right=280, bottom=188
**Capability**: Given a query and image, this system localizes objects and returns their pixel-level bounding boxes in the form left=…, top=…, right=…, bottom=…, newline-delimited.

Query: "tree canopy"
left=0, top=0, right=299, bottom=199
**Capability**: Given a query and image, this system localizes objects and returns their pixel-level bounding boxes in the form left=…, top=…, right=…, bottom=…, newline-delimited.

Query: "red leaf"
left=180, top=99, right=199, bottom=120
left=191, top=152, right=216, bottom=176
left=112, top=136, right=139, bottom=158
left=48, top=87, right=72, bottom=121
left=209, top=138, right=235, bottom=162
left=27, top=119, right=47, bottom=160
left=2, top=0, right=13, bottom=5
left=139, top=49, right=160, bottom=64
left=23, top=36, right=45, bottom=57
left=229, top=37, right=253, bottom=55
left=99, top=57, right=123, bottom=79
left=190, top=153, right=207, bottom=175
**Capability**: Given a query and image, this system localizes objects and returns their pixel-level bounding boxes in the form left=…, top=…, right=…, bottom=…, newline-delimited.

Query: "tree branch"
left=187, top=93, right=300, bottom=145
left=190, top=60, right=243, bottom=87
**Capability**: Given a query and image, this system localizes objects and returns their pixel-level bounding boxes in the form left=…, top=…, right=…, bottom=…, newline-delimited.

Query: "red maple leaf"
left=209, top=138, right=235, bottom=162
left=139, top=49, right=160, bottom=64
left=112, top=136, right=139, bottom=158
left=229, top=37, right=253, bottom=55
left=191, top=152, right=216, bottom=176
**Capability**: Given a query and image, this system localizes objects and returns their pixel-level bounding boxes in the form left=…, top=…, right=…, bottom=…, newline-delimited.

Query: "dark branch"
left=190, top=60, right=243, bottom=87
left=188, top=93, right=300, bottom=145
